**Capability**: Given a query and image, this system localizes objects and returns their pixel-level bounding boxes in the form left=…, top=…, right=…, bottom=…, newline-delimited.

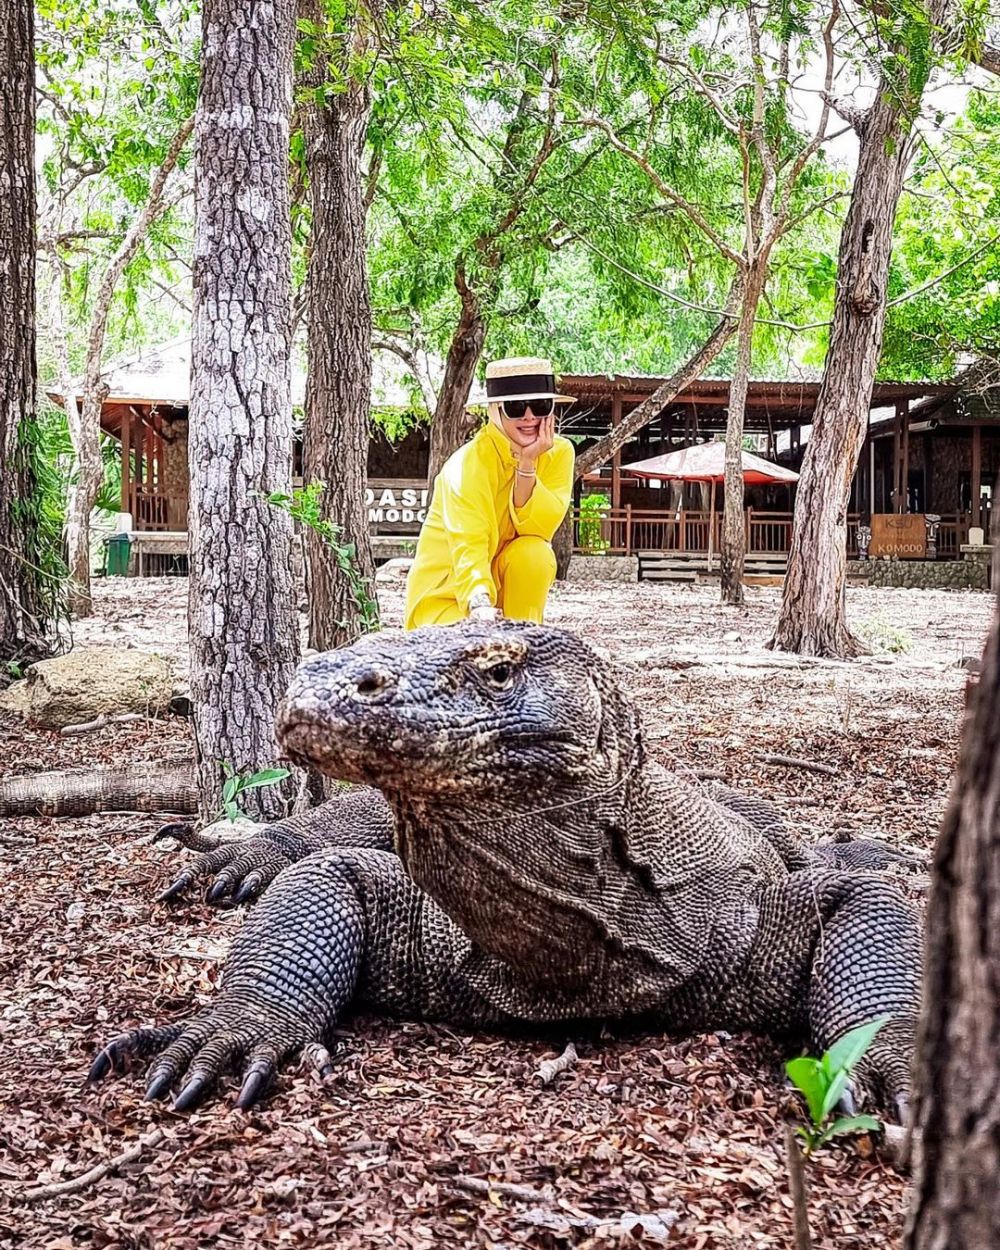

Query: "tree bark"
left=188, top=0, right=300, bottom=821
left=720, top=267, right=767, bottom=605
left=573, top=279, right=742, bottom=479
left=770, top=2, right=949, bottom=657
left=64, top=117, right=193, bottom=618
left=300, top=0, right=377, bottom=651
left=0, top=0, right=48, bottom=667
left=905, top=577, right=1000, bottom=1247
left=427, top=263, right=488, bottom=486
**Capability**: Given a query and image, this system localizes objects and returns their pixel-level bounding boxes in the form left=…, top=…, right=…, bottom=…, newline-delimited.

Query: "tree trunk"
left=188, top=0, right=300, bottom=821
left=905, top=577, right=1000, bottom=1248
left=0, top=0, right=48, bottom=666
left=64, top=385, right=106, bottom=618
left=720, top=269, right=766, bottom=606
left=770, top=3, right=949, bottom=657
left=574, top=279, right=742, bottom=479
left=64, top=116, right=194, bottom=618
left=553, top=510, right=574, bottom=579
left=427, top=265, right=487, bottom=486
left=301, top=0, right=377, bottom=651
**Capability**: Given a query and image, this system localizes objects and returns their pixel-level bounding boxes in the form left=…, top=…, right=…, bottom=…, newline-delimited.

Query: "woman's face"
left=489, top=402, right=546, bottom=450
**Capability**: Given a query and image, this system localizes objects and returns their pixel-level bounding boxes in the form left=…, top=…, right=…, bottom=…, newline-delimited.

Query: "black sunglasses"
left=500, top=397, right=554, bottom=420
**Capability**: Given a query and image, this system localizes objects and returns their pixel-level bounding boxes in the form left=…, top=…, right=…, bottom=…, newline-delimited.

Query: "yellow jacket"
left=404, top=421, right=575, bottom=629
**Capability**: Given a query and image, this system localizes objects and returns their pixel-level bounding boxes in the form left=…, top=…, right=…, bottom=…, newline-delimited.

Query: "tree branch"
left=776, top=2, right=840, bottom=226
left=574, top=275, right=744, bottom=477
left=570, top=115, right=746, bottom=268
left=819, top=90, right=866, bottom=135
left=971, top=43, right=1000, bottom=78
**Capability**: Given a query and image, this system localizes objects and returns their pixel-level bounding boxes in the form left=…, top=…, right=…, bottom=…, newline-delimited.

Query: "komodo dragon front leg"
left=157, top=787, right=394, bottom=904
left=91, top=846, right=559, bottom=1110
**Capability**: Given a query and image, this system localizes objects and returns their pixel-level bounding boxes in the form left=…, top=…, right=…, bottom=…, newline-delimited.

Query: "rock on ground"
left=0, top=646, right=175, bottom=730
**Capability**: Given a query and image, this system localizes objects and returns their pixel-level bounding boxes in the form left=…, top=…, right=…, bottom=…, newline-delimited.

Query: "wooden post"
left=611, top=392, right=622, bottom=511
left=893, top=401, right=904, bottom=512
left=972, top=424, right=982, bottom=530
left=900, top=399, right=910, bottom=512
left=145, top=422, right=154, bottom=489
left=133, top=413, right=142, bottom=508
left=120, top=411, right=131, bottom=515
left=624, top=504, right=632, bottom=556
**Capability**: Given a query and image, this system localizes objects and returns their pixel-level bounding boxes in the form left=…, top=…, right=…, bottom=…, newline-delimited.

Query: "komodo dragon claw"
left=157, top=839, right=295, bottom=905
left=90, top=1011, right=316, bottom=1111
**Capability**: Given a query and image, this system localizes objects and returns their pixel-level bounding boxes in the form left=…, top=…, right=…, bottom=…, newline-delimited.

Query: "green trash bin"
left=104, top=532, right=132, bottom=576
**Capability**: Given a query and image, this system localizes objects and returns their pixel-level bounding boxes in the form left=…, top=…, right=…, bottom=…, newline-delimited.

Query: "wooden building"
left=59, top=338, right=995, bottom=567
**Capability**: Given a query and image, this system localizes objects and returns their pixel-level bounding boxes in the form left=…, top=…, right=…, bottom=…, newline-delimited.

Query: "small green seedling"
left=266, top=481, right=380, bottom=633
left=220, top=762, right=291, bottom=822
left=785, top=1016, right=887, bottom=1156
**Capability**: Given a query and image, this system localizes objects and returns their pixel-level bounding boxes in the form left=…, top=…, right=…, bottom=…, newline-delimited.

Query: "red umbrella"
left=620, top=443, right=799, bottom=570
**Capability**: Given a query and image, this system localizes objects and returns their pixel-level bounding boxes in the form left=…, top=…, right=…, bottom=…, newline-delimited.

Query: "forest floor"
left=2, top=574, right=992, bottom=1250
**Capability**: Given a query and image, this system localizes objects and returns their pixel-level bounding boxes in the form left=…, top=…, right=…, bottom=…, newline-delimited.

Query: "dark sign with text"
left=366, top=479, right=430, bottom=533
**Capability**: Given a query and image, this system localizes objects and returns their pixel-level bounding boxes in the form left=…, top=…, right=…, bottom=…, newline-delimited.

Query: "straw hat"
left=484, top=356, right=575, bottom=406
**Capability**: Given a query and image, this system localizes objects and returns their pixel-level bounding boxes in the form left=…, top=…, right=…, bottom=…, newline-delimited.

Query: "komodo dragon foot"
left=156, top=787, right=394, bottom=905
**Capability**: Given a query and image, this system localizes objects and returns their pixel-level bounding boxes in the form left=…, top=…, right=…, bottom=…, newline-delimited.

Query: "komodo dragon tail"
left=0, top=761, right=198, bottom=817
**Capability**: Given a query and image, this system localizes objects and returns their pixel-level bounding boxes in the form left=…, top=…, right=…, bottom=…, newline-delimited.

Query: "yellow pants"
left=407, top=536, right=557, bottom=629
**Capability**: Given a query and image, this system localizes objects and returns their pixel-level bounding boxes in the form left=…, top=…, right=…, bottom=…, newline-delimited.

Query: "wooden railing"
left=131, top=488, right=170, bottom=531
left=574, top=506, right=996, bottom=559
left=574, top=507, right=793, bottom=556
left=575, top=508, right=870, bottom=557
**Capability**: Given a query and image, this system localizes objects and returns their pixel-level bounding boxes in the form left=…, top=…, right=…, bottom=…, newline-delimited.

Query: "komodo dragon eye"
left=484, top=661, right=513, bottom=688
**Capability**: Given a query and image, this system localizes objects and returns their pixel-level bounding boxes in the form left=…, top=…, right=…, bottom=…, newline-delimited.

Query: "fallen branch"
left=60, top=712, right=147, bottom=736
left=537, top=1041, right=578, bottom=1086
left=20, top=1128, right=165, bottom=1201
left=451, top=1175, right=553, bottom=1204
left=761, top=753, right=838, bottom=778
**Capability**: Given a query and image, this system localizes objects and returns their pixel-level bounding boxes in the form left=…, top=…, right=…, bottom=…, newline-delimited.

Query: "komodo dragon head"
left=277, top=622, right=719, bottom=997
left=277, top=620, right=641, bottom=800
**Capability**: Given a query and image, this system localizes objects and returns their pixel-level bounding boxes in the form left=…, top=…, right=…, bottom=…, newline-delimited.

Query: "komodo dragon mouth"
left=276, top=620, right=619, bottom=797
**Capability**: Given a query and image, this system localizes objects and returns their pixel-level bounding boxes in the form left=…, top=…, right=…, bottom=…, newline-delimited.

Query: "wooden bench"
left=127, top=530, right=188, bottom=577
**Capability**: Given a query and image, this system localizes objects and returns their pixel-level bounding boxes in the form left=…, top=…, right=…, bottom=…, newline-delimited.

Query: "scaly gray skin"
left=91, top=621, right=921, bottom=1115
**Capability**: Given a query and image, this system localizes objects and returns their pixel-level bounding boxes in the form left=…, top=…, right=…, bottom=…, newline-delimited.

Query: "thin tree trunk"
left=574, top=278, right=743, bottom=479
left=770, top=2, right=949, bottom=657
left=427, top=264, right=488, bottom=486
left=905, top=572, right=1000, bottom=1247
left=0, top=0, right=48, bottom=666
left=64, top=117, right=193, bottom=617
left=188, top=0, right=299, bottom=821
left=301, top=0, right=377, bottom=651
left=720, top=268, right=767, bottom=605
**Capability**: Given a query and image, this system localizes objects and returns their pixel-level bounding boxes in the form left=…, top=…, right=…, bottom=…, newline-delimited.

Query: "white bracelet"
left=516, top=467, right=536, bottom=478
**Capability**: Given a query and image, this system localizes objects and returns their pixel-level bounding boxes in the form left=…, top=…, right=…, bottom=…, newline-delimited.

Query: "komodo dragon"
left=91, top=621, right=921, bottom=1116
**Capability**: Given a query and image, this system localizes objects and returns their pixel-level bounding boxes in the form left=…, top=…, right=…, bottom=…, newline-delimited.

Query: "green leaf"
left=223, top=798, right=241, bottom=822
left=822, top=1114, right=882, bottom=1141
left=819, top=1068, right=851, bottom=1122
left=221, top=776, right=240, bottom=805
left=238, top=767, right=291, bottom=790
left=825, top=1017, right=889, bottom=1078
left=784, top=1057, right=827, bottom=1128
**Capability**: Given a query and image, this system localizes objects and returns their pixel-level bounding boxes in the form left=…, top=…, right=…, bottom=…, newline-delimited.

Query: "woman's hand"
left=470, top=603, right=502, bottom=622
left=517, top=413, right=555, bottom=467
